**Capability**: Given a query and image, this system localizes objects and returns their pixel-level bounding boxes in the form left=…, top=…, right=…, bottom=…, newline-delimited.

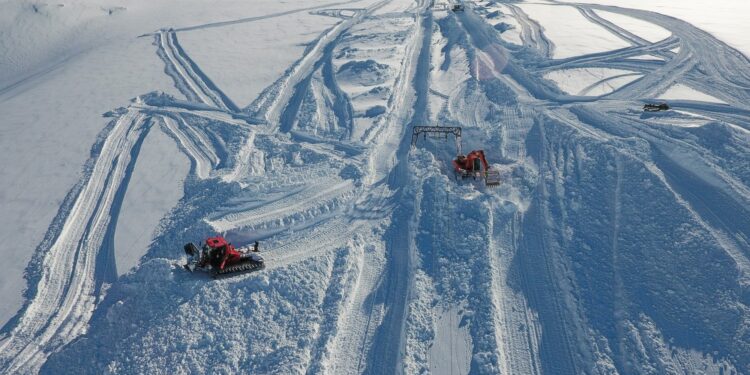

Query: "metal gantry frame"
left=411, top=126, right=462, bottom=155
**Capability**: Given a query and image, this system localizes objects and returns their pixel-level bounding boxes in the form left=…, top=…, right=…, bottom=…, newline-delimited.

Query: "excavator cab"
left=473, top=158, right=482, bottom=172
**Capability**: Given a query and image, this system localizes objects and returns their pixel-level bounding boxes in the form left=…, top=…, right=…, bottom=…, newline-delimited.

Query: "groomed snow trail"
left=156, top=30, right=240, bottom=113
left=4, top=0, right=750, bottom=374
left=0, top=88, right=258, bottom=373
left=3, top=0, right=431, bottom=373
left=0, top=108, right=154, bottom=374
left=405, top=0, right=750, bottom=374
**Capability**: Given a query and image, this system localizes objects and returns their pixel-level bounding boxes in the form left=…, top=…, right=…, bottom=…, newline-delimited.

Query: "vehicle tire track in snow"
left=443, top=7, right=572, bottom=373
left=650, top=150, right=750, bottom=280
left=505, top=4, right=552, bottom=59
left=277, top=31, right=354, bottom=135
left=610, top=153, right=631, bottom=373
left=579, top=72, right=642, bottom=96
left=576, top=6, right=651, bottom=47
left=517, top=119, right=582, bottom=374
left=363, top=1, right=432, bottom=373
left=587, top=4, right=750, bottom=94
left=303, top=245, right=361, bottom=375
left=608, top=42, right=696, bottom=100
left=313, top=181, right=396, bottom=374
left=321, top=43, right=356, bottom=140
left=547, top=4, right=750, bottom=108
left=160, top=114, right=219, bottom=179
left=261, top=218, right=365, bottom=271
left=454, top=5, right=749, bottom=372
left=316, top=1, right=430, bottom=373
left=445, top=1, right=750, bottom=372
left=255, top=0, right=391, bottom=128
left=172, top=0, right=361, bottom=32
left=537, top=36, right=679, bottom=72
left=137, top=101, right=260, bottom=128
left=482, top=193, right=545, bottom=375
left=208, top=180, right=356, bottom=233
left=0, top=109, right=152, bottom=375
left=572, top=106, right=750, bottom=281
left=156, top=30, right=240, bottom=112
left=509, top=213, right=543, bottom=375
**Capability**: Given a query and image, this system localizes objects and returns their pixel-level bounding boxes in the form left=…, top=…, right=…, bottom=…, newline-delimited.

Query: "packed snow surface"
left=593, top=9, right=672, bottom=44
left=558, top=0, right=750, bottom=58
left=113, top=128, right=190, bottom=276
left=2, top=0, right=750, bottom=374
left=544, top=68, right=642, bottom=96
left=516, top=3, right=631, bottom=59
left=658, top=83, right=727, bottom=104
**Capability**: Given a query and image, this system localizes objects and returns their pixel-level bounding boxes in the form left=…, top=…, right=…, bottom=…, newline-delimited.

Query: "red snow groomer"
left=453, top=150, right=501, bottom=186
left=183, top=236, right=264, bottom=278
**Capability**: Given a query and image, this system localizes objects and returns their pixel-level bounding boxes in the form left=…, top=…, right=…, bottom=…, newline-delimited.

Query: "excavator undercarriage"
left=411, top=125, right=500, bottom=186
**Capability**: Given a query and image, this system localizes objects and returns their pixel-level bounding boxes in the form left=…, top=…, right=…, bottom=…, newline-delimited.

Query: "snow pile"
left=474, top=2, right=523, bottom=46
left=3, top=0, right=750, bottom=373
left=42, top=251, right=351, bottom=374
left=529, top=111, right=750, bottom=372
left=337, top=60, right=391, bottom=87
left=285, top=12, right=414, bottom=142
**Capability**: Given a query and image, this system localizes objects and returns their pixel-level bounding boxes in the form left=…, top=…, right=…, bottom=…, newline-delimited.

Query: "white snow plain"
left=2, top=0, right=750, bottom=374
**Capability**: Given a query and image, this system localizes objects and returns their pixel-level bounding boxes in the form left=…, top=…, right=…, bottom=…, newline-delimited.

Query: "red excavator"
left=183, top=236, right=265, bottom=278
left=453, top=150, right=500, bottom=186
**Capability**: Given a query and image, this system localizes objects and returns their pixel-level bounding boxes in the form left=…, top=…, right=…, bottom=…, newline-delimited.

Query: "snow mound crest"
left=337, top=59, right=391, bottom=86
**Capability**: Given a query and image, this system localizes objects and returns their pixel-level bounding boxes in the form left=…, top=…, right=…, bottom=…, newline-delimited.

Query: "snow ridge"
left=3, top=0, right=750, bottom=373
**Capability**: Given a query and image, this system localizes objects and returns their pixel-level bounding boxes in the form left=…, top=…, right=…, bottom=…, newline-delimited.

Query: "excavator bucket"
left=485, top=170, right=501, bottom=186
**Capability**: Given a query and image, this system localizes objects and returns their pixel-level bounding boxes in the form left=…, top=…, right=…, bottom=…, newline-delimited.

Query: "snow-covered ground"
left=2, top=0, right=750, bottom=373
left=558, top=0, right=750, bottom=58
left=544, top=67, right=642, bottom=96
left=517, top=3, right=631, bottom=59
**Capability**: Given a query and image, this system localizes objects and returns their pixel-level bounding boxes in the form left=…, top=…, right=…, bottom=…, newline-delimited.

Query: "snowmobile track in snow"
left=0, top=109, right=152, bottom=374
left=156, top=30, right=240, bottom=113
left=259, top=0, right=392, bottom=128
left=6, top=0, right=750, bottom=373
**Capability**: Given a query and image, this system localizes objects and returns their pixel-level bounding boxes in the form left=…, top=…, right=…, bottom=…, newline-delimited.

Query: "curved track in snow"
left=0, top=109, right=152, bottom=374
left=156, top=30, right=240, bottom=112
left=4, top=0, right=750, bottom=373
